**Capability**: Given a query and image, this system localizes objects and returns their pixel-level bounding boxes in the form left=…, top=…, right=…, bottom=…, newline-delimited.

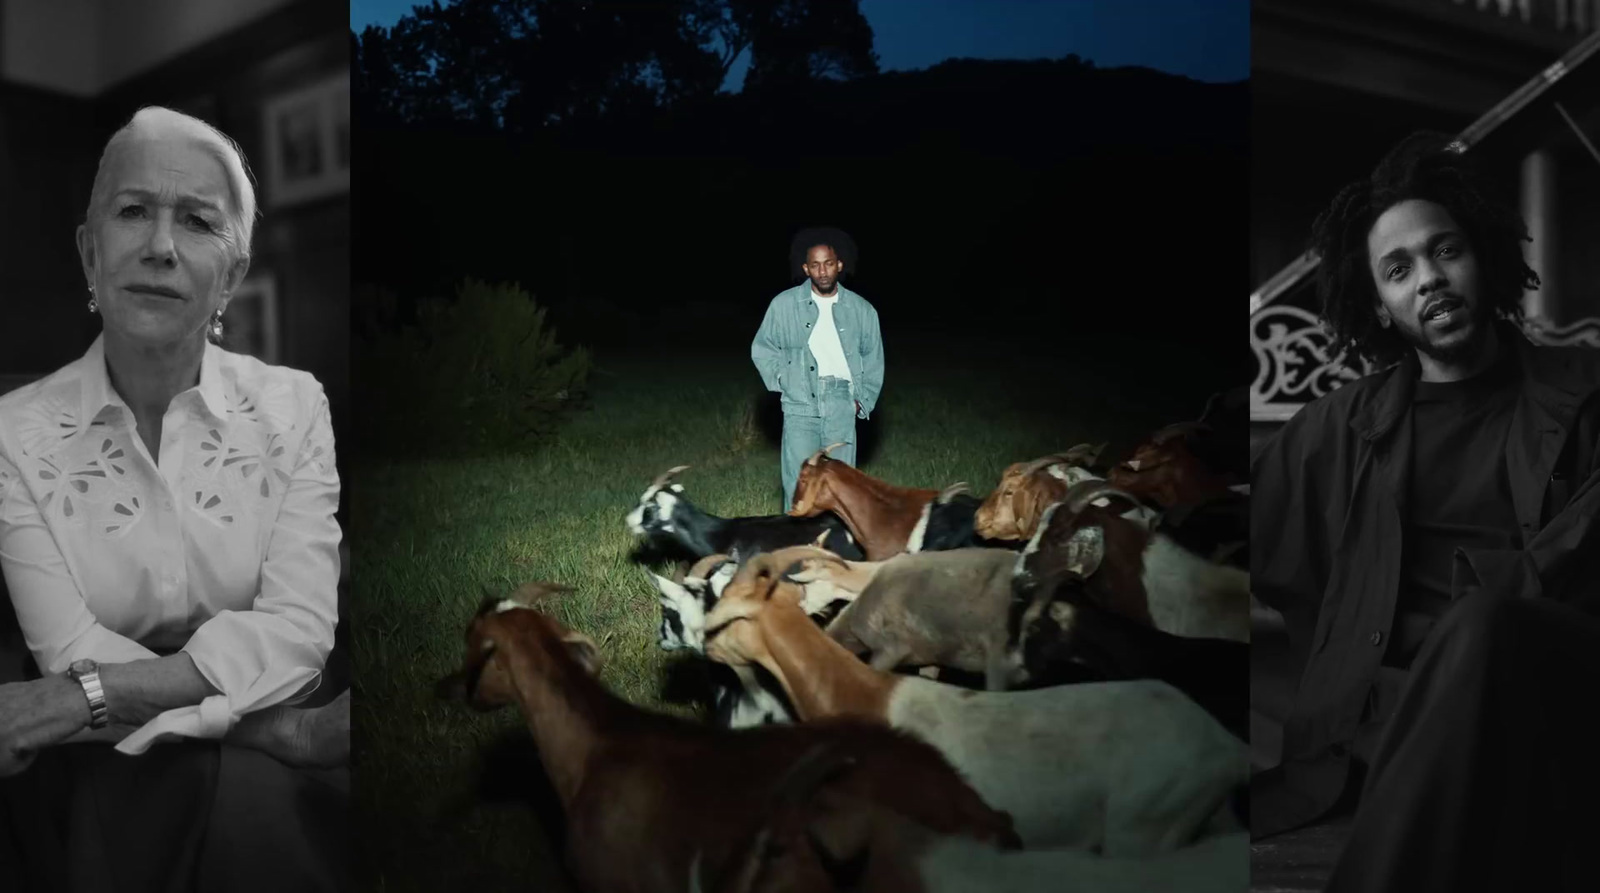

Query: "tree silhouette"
left=742, top=0, right=879, bottom=90
left=352, top=0, right=879, bottom=130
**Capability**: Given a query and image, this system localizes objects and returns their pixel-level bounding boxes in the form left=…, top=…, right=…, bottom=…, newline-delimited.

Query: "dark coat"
left=1250, top=324, right=1600, bottom=837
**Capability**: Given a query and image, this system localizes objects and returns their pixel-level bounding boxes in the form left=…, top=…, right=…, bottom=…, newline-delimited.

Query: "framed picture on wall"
left=261, top=71, right=351, bottom=208
left=224, top=274, right=281, bottom=363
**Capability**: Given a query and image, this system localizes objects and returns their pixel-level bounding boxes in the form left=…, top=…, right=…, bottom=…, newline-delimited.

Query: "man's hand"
left=855, top=400, right=862, bottom=415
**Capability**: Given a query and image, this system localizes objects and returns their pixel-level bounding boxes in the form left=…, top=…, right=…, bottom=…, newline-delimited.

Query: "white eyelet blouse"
left=0, top=336, right=341, bottom=755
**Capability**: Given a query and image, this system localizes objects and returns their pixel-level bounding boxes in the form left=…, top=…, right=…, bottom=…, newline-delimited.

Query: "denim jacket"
left=751, top=282, right=884, bottom=420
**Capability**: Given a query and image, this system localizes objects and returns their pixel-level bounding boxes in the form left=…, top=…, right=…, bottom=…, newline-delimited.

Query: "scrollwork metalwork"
left=1252, top=307, right=1600, bottom=421
left=1251, top=306, right=1378, bottom=422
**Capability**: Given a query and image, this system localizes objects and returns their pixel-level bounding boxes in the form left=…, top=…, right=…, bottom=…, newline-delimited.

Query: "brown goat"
left=787, top=444, right=939, bottom=560
left=1018, top=481, right=1250, bottom=642
left=1106, top=423, right=1239, bottom=509
left=972, top=443, right=1106, bottom=541
left=704, top=559, right=1248, bottom=851
left=438, top=582, right=1019, bottom=892
left=716, top=784, right=1250, bottom=893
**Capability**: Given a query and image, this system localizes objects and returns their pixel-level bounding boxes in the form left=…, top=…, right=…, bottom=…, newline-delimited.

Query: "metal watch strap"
left=70, top=660, right=109, bottom=730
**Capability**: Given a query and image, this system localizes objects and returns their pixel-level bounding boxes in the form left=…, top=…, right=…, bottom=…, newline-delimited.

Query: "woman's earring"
left=209, top=308, right=225, bottom=341
left=87, top=285, right=98, bottom=314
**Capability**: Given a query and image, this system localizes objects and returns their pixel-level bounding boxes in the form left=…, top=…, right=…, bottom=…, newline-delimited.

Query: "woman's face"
left=77, top=135, right=246, bottom=349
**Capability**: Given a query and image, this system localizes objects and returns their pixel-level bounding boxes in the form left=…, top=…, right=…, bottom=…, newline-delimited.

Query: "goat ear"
left=1014, top=484, right=1042, bottom=538
left=1066, top=525, right=1106, bottom=578
left=563, top=632, right=604, bottom=676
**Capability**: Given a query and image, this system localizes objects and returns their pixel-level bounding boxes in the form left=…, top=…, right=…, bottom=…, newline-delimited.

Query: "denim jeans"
left=779, top=377, right=856, bottom=512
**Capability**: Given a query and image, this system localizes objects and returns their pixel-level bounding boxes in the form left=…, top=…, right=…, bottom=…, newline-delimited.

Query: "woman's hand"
left=290, top=688, right=350, bottom=769
left=227, top=689, right=349, bottom=770
left=0, top=676, right=89, bottom=777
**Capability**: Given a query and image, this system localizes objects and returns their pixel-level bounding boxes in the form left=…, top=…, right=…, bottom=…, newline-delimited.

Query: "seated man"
left=1251, top=132, right=1600, bottom=892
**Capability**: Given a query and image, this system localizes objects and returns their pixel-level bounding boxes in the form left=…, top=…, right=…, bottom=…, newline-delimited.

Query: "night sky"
left=349, top=0, right=1250, bottom=87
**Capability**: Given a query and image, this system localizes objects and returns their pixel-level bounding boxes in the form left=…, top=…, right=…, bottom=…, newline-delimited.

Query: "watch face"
left=69, top=658, right=96, bottom=678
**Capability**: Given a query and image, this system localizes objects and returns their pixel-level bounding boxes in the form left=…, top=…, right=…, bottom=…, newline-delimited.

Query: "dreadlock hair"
left=1308, top=131, right=1539, bottom=367
left=789, top=226, right=858, bottom=282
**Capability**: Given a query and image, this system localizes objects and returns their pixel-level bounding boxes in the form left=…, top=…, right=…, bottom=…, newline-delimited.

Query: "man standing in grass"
left=751, top=227, right=885, bottom=511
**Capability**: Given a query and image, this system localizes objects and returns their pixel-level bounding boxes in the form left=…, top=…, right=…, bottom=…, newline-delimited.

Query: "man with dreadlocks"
left=751, top=227, right=884, bottom=511
left=1252, top=132, right=1600, bottom=891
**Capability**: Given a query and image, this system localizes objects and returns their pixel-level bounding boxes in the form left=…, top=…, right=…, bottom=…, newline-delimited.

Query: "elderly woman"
left=0, top=107, right=346, bottom=889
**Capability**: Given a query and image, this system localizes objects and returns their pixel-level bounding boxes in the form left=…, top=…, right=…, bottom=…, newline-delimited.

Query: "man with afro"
left=1252, top=132, right=1600, bottom=891
left=751, top=227, right=884, bottom=511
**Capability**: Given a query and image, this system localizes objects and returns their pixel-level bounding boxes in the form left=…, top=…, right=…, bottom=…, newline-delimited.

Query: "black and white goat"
left=904, top=483, right=1027, bottom=555
left=626, top=465, right=865, bottom=561
left=650, top=544, right=862, bottom=729
left=650, top=554, right=796, bottom=729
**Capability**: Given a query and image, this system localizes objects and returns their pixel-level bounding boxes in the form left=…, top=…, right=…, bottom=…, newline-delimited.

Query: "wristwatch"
left=67, top=659, right=109, bottom=729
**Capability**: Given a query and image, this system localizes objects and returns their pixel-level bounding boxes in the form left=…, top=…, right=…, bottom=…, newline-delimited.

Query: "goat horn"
left=1013, top=455, right=1057, bottom=478
left=1064, top=482, right=1145, bottom=515
left=651, top=464, right=691, bottom=488
left=1063, top=442, right=1107, bottom=466
left=1016, top=445, right=1094, bottom=478
left=806, top=442, right=848, bottom=467
left=938, top=481, right=970, bottom=504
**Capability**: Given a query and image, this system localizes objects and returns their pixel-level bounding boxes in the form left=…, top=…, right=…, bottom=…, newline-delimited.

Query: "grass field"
left=350, top=336, right=1228, bottom=891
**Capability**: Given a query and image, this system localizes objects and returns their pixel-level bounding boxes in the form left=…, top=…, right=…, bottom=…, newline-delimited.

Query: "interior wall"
left=0, top=0, right=292, bottom=96
left=97, top=0, right=292, bottom=92
left=0, top=0, right=97, bottom=96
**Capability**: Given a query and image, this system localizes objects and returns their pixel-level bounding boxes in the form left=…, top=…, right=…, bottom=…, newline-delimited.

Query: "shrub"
left=355, top=279, right=590, bottom=456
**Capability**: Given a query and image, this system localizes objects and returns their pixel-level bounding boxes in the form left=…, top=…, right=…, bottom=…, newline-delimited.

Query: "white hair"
left=86, top=106, right=259, bottom=264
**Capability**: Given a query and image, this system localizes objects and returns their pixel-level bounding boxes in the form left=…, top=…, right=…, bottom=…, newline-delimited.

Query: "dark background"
left=350, top=0, right=1252, bottom=414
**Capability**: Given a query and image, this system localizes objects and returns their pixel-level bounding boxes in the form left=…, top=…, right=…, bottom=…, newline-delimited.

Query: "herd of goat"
left=436, top=393, right=1252, bottom=892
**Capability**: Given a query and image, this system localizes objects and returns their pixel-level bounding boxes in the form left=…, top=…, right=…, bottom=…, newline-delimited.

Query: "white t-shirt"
left=809, top=292, right=852, bottom=381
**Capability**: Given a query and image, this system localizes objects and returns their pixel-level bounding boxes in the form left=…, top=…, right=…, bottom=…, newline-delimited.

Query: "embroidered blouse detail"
left=0, top=336, right=342, bottom=755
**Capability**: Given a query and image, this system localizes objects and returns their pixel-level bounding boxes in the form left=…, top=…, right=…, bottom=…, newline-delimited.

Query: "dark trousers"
left=0, top=740, right=347, bottom=893
left=1327, top=591, right=1600, bottom=893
